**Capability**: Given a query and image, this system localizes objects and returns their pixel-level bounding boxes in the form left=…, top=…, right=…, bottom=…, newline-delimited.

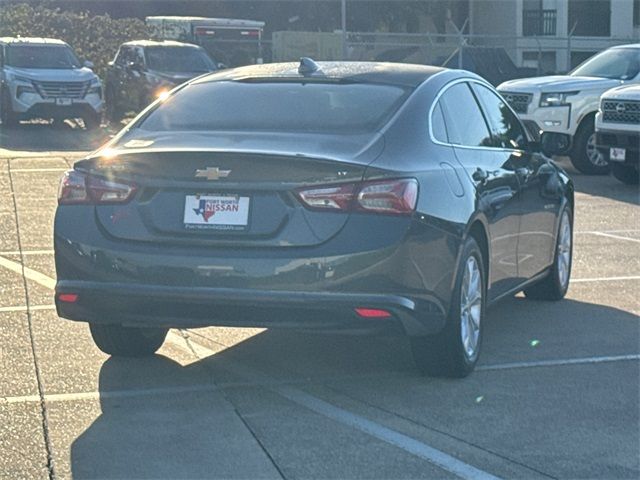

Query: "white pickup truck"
left=596, top=84, right=640, bottom=185
left=498, top=44, right=640, bottom=175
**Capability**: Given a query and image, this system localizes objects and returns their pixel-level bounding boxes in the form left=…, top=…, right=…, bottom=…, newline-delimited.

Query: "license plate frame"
left=183, top=194, right=250, bottom=231
left=55, top=98, right=73, bottom=106
left=610, top=147, right=626, bottom=162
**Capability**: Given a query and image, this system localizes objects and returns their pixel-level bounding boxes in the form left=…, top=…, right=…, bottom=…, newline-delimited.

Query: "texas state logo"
left=193, top=198, right=240, bottom=222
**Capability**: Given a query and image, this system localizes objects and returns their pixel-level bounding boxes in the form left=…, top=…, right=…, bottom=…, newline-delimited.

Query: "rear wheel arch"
left=467, top=220, right=489, bottom=288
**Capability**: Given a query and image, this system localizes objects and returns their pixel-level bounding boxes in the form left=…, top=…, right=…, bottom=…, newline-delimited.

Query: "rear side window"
left=138, top=81, right=411, bottom=134
left=471, top=83, right=528, bottom=150
left=431, top=101, right=448, bottom=143
left=438, top=83, right=492, bottom=148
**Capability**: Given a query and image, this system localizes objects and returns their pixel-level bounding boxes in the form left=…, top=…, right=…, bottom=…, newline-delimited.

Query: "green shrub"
left=0, top=3, right=148, bottom=79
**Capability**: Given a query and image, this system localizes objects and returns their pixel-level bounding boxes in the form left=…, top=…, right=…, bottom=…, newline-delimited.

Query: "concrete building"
left=469, top=0, right=640, bottom=72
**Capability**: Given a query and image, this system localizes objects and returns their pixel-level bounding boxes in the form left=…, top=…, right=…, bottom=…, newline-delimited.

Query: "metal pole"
left=567, top=21, right=578, bottom=71
left=341, top=0, right=347, bottom=60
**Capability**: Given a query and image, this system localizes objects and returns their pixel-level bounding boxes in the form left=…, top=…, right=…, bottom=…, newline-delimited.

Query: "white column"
left=610, top=0, right=634, bottom=38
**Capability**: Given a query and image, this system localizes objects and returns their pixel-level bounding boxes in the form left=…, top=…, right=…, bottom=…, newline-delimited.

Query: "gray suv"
left=0, top=37, right=103, bottom=129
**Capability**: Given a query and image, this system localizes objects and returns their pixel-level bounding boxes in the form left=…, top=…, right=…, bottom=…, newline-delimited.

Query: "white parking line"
left=1, top=383, right=220, bottom=405
left=0, top=255, right=55, bottom=289
left=571, top=275, right=640, bottom=283
left=9, top=168, right=68, bottom=173
left=576, top=229, right=640, bottom=234
left=0, top=250, right=54, bottom=256
left=580, top=231, right=640, bottom=243
left=0, top=304, right=55, bottom=313
left=478, top=354, right=640, bottom=372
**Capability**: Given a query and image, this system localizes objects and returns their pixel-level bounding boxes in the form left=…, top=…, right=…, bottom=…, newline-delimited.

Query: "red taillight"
left=356, top=179, right=418, bottom=215
left=58, top=170, right=89, bottom=204
left=296, top=183, right=357, bottom=211
left=355, top=308, right=392, bottom=318
left=296, top=178, right=418, bottom=215
left=58, top=170, right=137, bottom=205
left=86, top=175, right=137, bottom=204
left=58, top=293, right=78, bottom=303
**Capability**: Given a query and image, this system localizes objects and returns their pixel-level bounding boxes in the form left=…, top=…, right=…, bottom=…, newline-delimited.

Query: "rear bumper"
left=54, top=204, right=461, bottom=336
left=55, top=281, right=446, bottom=336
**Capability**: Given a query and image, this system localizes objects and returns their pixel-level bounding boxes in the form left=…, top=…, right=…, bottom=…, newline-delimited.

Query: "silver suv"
left=0, top=37, right=103, bottom=129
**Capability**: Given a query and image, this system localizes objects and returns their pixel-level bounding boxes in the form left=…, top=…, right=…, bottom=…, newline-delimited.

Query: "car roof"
left=122, top=40, right=200, bottom=48
left=611, top=43, right=640, bottom=50
left=194, top=61, right=447, bottom=88
left=0, top=37, right=68, bottom=46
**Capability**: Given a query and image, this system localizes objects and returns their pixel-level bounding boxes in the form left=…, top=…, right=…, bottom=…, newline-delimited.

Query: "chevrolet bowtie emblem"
left=194, top=167, right=231, bottom=180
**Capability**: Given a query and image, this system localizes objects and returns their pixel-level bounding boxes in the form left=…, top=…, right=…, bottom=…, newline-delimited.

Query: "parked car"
left=596, top=84, right=640, bottom=185
left=104, top=40, right=218, bottom=122
left=55, top=60, right=574, bottom=378
left=0, top=37, right=103, bottom=128
left=498, top=44, right=640, bottom=175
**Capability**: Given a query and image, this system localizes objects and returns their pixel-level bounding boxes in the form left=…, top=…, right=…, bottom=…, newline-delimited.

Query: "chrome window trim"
left=428, top=77, right=527, bottom=154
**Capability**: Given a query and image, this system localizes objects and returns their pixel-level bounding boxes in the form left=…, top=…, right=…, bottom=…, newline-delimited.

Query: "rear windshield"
left=6, top=45, right=81, bottom=69
left=145, top=46, right=215, bottom=73
left=137, top=81, right=411, bottom=134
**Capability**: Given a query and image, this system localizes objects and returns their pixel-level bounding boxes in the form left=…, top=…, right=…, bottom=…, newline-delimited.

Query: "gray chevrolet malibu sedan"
left=55, top=60, right=574, bottom=377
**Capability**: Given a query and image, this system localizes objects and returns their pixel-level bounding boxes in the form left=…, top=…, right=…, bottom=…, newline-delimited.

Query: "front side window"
left=137, top=81, right=410, bottom=134
left=114, top=47, right=131, bottom=66
left=6, top=45, right=81, bottom=69
left=144, top=47, right=215, bottom=73
left=471, top=83, right=527, bottom=150
left=570, top=48, right=640, bottom=80
left=438, top=83, right=493, bottom=148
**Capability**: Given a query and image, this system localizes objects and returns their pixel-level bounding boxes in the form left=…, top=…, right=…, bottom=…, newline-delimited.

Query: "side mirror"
left=127, top=61, right=143, bottom=72
left=540, top=132, right=571, bottom=157
left=83, top=60, right=94, bottom=69
left=217, top=62, right=228, bottom=70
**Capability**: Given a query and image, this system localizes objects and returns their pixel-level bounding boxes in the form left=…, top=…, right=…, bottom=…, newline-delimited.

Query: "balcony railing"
left=523, top=9, right=557, bottom=36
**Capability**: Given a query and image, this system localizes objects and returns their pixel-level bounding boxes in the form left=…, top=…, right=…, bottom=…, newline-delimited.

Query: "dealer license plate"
left=55, top=98, right=72, bottom=106
left=183, top=195, right=249, bottom=231
left=610, top=148, right=626, bottom=162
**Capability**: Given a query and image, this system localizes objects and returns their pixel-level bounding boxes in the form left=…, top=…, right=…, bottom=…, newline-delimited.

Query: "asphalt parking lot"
left=0, top=124, right=638, bottom=480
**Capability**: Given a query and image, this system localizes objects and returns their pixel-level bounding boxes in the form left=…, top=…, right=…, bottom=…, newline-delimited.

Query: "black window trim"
left=429, top=77, right=529, bottom=153
left=468, top=81, right=529, bottom=151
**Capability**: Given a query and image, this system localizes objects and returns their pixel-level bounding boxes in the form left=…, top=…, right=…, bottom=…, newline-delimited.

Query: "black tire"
left=410, top=237, right=485, bottom=378
left=82, top=112, right=101, bottom=130
left=569, top=120, right=609, bottom=175
left=611, top=163, right=640, bottom=185
left=524, top=206, right=573, bottom=301
left=0, top=88, right=18, bottom=127
left=89, top=323, right=168, bottom=357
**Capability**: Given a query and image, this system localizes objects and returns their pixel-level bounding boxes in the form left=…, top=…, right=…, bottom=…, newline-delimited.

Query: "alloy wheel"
left=586, top=133, right=607, bottom=167
left=460, top=256, right=482, bottom=360
left=557, top=211, right=572, bottom=289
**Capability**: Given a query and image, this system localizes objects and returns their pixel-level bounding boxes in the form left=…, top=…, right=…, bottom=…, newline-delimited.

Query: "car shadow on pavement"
left=69, top=297, right=639, bottom=479
left=0, top=122, right=112, bottom=152
left=554, top=156, right=639, bottom=206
